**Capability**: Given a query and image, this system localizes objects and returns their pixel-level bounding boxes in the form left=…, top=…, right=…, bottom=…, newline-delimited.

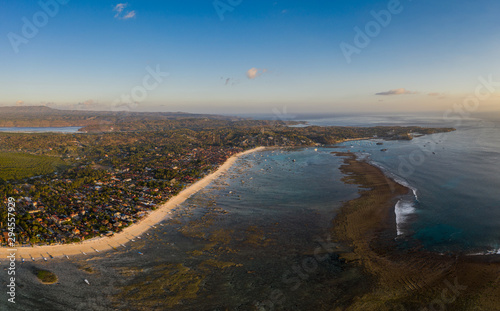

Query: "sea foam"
left=395, top=200, right=416, bottom=236
left=354, top=154, right=419, bottom=236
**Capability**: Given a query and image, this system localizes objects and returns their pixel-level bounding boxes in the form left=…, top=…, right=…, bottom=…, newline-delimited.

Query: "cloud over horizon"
left=375, top=88, right=417, bottom=96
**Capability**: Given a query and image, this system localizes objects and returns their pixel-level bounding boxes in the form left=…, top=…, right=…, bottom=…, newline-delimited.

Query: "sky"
left=1, top=0, right=499, bottom=115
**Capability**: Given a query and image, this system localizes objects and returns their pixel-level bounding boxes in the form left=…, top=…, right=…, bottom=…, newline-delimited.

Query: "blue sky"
left=1, top=0, right=499, bottom=114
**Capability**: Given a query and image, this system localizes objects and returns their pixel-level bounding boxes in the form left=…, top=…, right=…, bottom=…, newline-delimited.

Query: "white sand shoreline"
left=1, top=147, right=266, bottom=260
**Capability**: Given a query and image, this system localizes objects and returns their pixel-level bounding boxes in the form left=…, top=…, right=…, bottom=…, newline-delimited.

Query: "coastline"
left=331, top=151, right=500, bottom=310
left=0, top=146, right=266, bottom=260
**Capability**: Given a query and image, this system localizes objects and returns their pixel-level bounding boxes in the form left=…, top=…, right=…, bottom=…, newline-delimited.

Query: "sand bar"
left=1, top=147, right=265, bottom=260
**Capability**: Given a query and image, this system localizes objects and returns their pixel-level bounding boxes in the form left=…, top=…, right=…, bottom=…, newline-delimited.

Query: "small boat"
left=43, top=257, right=47, bottom=261
left=136, top=236, right=141, bottom=239
left=82, top=251, right=87, bottom=255
left=65, top=255, right=70, bottom=259
left=131, top=239, right=135, bottom=242
left=121, top=244, right=126, bottom=248
left=94, top=249, right=99, bottom=253
left=84, top=279, right=90, bottom=285
left=138, top=252, right=144, bottom=255
left=21, top=258, right=25, bottom=263
left=31, top=256, right=35, bottom=261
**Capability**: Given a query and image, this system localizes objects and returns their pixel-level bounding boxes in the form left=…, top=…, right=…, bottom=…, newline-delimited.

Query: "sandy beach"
left=1, top=147, right=265, bottom=261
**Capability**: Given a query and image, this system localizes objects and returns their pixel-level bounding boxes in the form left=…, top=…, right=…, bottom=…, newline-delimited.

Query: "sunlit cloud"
left=375, top=88, right=417, bottom=96
left=246, top=68, right=268, bottom=79
left=16, top=100, right=24, bottom=106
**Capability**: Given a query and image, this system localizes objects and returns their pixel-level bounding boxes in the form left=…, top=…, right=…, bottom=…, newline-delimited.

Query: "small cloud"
left=122, top=10, right=136, bottom=19
left=114, top=3, right=135, bottom=20
left=246, top=68, right=268, bottom=80
left=375, top=88, right=417, bottom=96
left=225, top=78, right=231, bottom=85
left=76, top=99, right=99, bottom=110
left=113, top=3, right=127, bottom=17
left=16, top=100, right=24, bottom=106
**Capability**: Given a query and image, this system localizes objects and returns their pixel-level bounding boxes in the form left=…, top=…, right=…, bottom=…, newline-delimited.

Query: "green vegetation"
left=35, top=269, right=58, bottom=284
left=0, top=152, right=66, bottom=181
left=0, top=107, right=455, bottom=246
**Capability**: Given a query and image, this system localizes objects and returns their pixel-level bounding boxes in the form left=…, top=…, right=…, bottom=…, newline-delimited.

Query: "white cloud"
left=114, top=3, right=135, bottom=20
left=246, top=67, right=268, bottom=79
left=122, top=10, right=136, bottom=20
left=113, top=3, right=127, bottom=17
left=375, top=88, right=417, bottom=96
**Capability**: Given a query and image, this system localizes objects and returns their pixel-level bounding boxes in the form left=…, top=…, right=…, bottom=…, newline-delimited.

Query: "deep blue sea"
left=303, top=113, right=500, bottom=255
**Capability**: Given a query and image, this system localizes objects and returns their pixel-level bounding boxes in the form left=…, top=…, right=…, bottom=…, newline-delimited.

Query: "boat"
left=138, top=252, right=144, bottom=255
left=21, top=258, right=25, bottom=263
left=84, top=279, right=90, bottom=285
left=121, top=244, right=126, bottom=248
left=65, top=255, right=69, bottom=259
left=43, top=257, right=47, bottom=261
left=31, top=256, right=35, bottom=261
left=82, top=251, right=87, bottom=255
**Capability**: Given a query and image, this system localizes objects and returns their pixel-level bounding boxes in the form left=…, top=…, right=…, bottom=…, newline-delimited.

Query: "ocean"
left=3, top=113, right=499, bottom=310
left=307, top=114, right=500, bottom=255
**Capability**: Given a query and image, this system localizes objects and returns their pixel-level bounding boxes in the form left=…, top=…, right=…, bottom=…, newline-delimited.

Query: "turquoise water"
left=4, top=148, right=368, bottom=310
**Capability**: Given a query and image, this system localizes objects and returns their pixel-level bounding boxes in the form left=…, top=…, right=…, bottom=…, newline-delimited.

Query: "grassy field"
left=0, top=152, right=66, bottom=181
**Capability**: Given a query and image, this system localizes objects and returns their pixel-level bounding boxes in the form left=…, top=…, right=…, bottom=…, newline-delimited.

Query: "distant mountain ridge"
left=0, top=106, right=242, bottom=129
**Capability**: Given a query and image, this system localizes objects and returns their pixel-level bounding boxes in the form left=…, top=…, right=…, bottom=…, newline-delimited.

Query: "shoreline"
left=331, top=151, right=500, bottom=310
left=0, top=146, right=266, bottom=260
